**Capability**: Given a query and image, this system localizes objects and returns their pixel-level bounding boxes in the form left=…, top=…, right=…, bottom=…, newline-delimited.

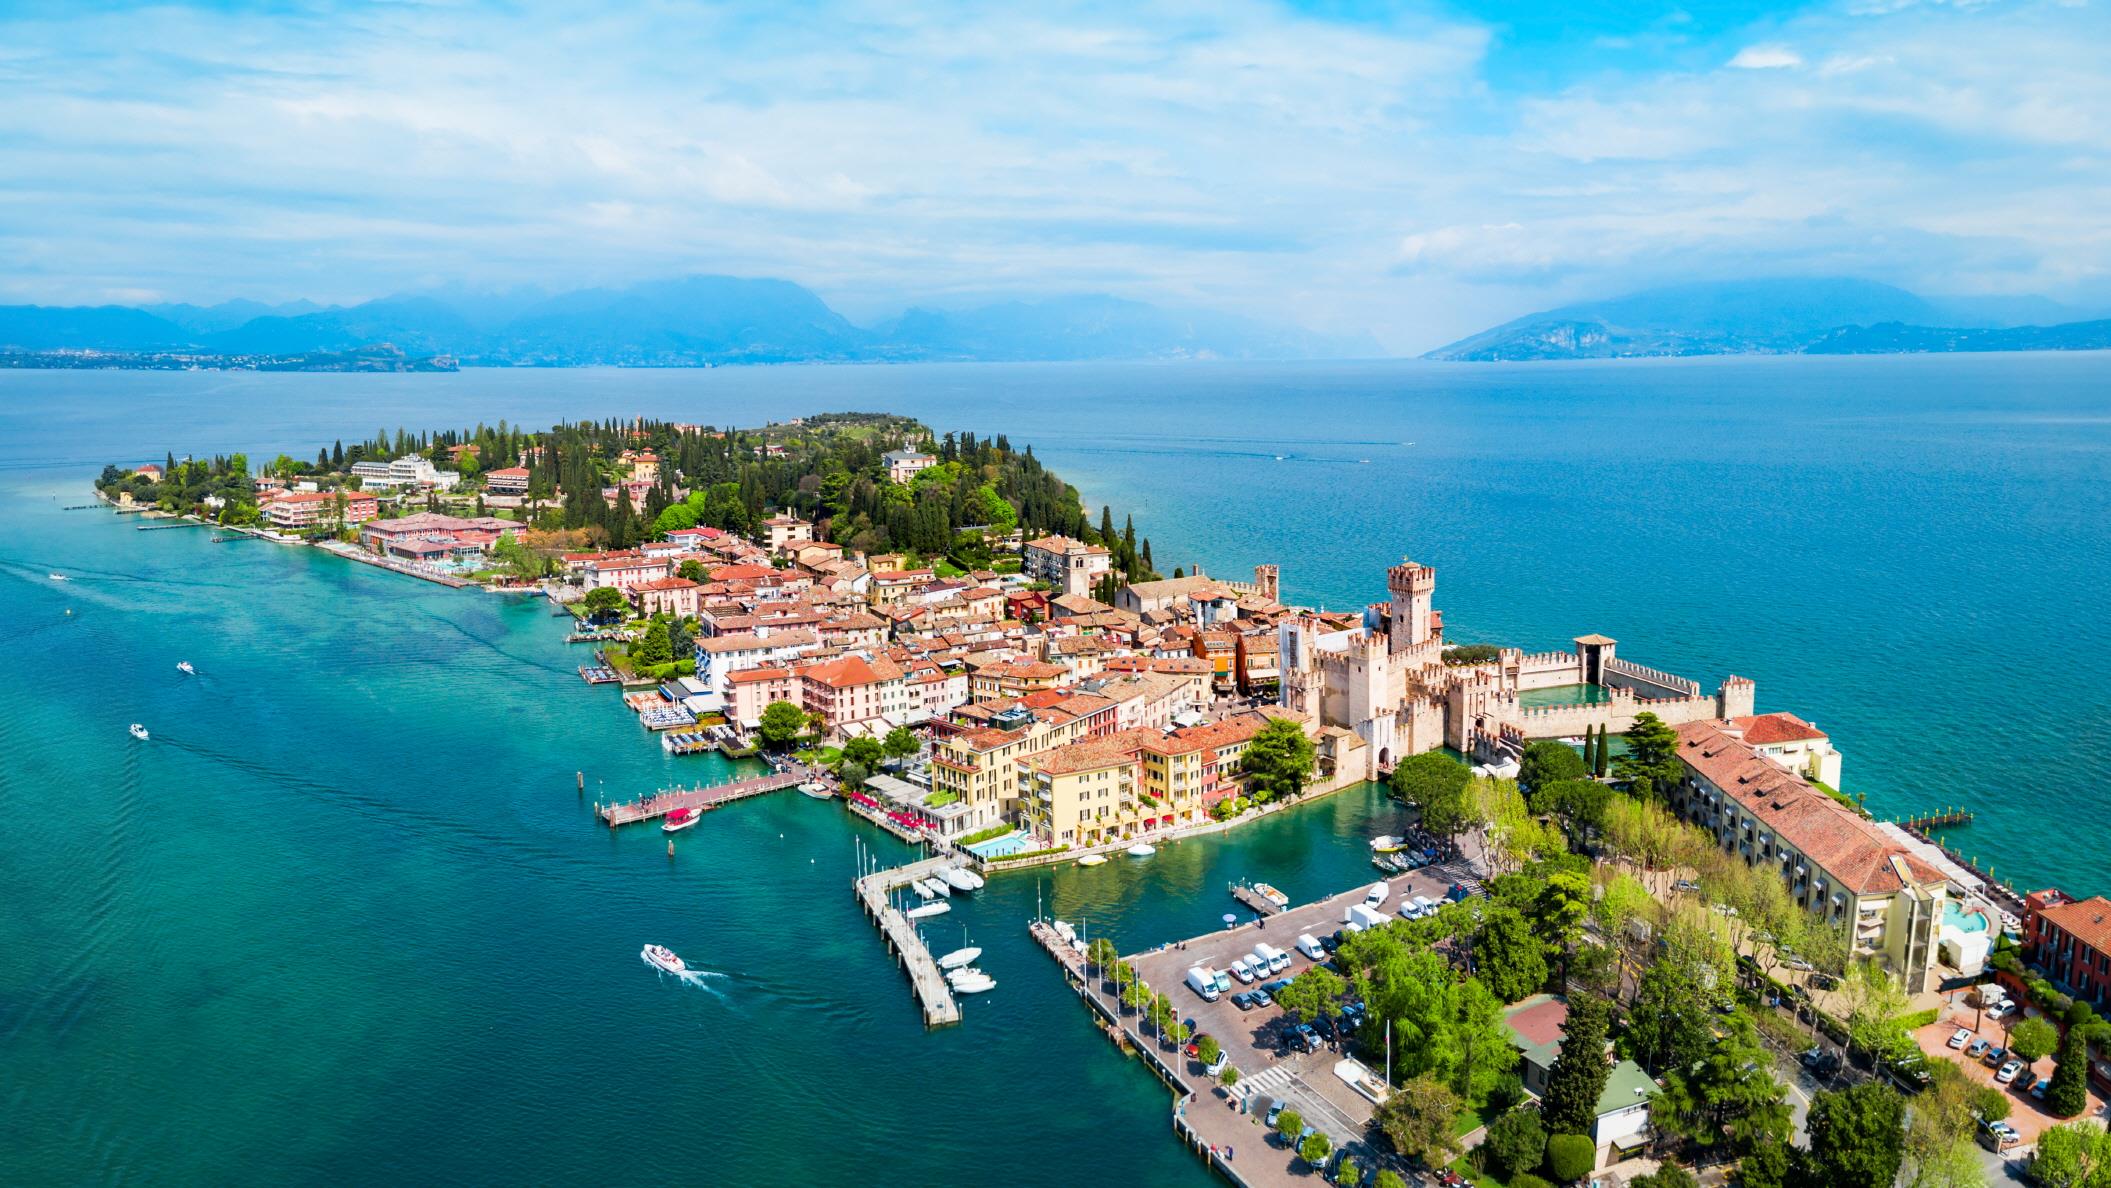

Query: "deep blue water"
left=1, top=355, right=2106, bottom=1182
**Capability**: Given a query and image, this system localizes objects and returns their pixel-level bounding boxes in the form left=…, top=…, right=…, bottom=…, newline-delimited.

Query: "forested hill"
left=291, top=412, right=1164, bottom=582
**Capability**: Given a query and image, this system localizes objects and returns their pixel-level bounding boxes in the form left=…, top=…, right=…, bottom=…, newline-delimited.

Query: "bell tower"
left=1387, top=560, right=1436, bottom=654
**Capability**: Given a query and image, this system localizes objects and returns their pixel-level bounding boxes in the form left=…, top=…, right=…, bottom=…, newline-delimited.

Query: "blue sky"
left=2, top=0, right=2106, bottom=351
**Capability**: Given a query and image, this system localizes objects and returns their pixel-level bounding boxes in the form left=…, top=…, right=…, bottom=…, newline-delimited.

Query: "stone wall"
left=1604, top=657, right=1701, bottom=700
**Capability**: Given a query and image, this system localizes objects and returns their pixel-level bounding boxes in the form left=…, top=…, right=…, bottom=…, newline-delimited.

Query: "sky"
left=1, top=0, right=2107, bottom=353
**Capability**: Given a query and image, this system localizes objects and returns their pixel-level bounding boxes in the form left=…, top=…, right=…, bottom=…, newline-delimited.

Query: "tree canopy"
left=1239, top=718, right=1316, bottom=803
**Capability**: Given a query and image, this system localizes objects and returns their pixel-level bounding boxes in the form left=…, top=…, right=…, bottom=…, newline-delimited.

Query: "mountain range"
left=1425, top=278, right=2111, bottom=361
left=0, top=276, right=1374, bottom=366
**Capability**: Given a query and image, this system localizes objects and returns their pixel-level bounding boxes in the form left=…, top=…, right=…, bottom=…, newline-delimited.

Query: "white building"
left=883, top=449, right=936, bottom=485
left=349, top=455, right=460, bottom=492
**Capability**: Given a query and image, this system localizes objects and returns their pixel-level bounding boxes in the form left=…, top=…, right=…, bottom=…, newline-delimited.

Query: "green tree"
left=632, top=619, right=673, bottom=666
left=1541, top=994, right=1614, bottom=1136
left=1374, top=1076, right=1462, bottom=1167
left=1484, top=1107, right=1548, bottom=1177
left=757, top=701, right=808, bottom=750
left=840, top=736, right=885, bottom=772
left=1650, top=1011, right=1791, bottom=1156
left=675, top=558, right=705, bottom=581
left=1299, top=1131, right=1331, bottom=1166
left=2047, top=1020, right=2092, bottom=1117
left=1275, top=966, right=1350, bottom=1024
left=2028, top=1123, right=2111, bottom=1188
left=1475, top=904, right=1551, bottom=1003
left=1085, top=936, right=1119, bottom=977
left=1842, top=960, right=1912, bottom=1061
left=1545, top=1133, right=1596, bottom=1183
left=1533, top=777, right=1612, bottom=830
left=1739, top=1138, right=1794, bottom=1188
left=1275, top=1107, right=1305, bottom=1145
left=580, top=585, right=628, bottom=620
left=1195, top=1035, right=1221, bottom=1067
left=1392, top=751, right=1473, bottom=850
left=1629, top=960, right=1716, bottom=1075
left=1901, top=1061, right=1991, bottom=1188
left=1629, top=1167, right=1698, bottom=1188
left=1520, top=739, right=1588, bottom=792
left=1238, top=718, right=1316, bottom=803
left=2010, top=1016, right=2060, bottom=1063
left=1593, top=724, right=1610, bottom=777
left=1801, top=1082, right=1906, bottom=1188
left=1376, top=1172, right=1409, bottom=1188
left=837, top=760, right=870, bottom=790
left=1614, top=711, right=1682, bottom=796
left=881, top=725, right=922, bottom=763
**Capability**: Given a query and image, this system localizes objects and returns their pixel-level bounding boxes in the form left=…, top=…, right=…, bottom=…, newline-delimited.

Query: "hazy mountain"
left=1425, top=278, right=1948, bottom=361
left=0, top=275, right=1362, bottom=365
left=1806, top=319, right=2111, bottom=354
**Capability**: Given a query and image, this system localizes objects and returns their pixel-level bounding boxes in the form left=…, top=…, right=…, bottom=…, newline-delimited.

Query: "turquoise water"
left=2, top=355, right=2108, bottom=1181
left=1946, top=900, right=1990, bottom=933
left=963, top=830, right=1033, bottom=858
left=1517, top=683, right=1611, bottom=708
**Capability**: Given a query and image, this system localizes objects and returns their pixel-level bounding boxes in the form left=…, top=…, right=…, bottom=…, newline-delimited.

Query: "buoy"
left=667, top=840, right=675, bottom=857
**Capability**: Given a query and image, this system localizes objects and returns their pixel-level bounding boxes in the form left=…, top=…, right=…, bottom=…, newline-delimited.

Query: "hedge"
left=1896, top=1007, right=1941, bottom=1032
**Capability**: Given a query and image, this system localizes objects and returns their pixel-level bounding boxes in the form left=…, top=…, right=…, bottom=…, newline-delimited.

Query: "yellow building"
left=929, top=713, right=1088, bottom=832
left=1019, top=712, right=1276, bottom=848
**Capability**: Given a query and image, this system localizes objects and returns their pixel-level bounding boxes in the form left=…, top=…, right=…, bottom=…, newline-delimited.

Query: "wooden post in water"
left=577, top=771, right=585, bottom=795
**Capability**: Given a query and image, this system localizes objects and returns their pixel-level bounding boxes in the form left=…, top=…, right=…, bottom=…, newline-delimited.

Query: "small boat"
left=1126, top=842, right=1156, bottom=858
left=938, top=867, right=981, bottom=892
left=641, top=944, right=685, bottom=975
left=938, top=946, right=983, bottom=970
left=1077, top=854, right=1108, bottom=868
left=947, top=969, right=996, bottom=994
left=48, top=573, right=69, bottom=582
left=128, top=723, right=149, bottom=741
left=661, top=807, right=700, bottom=834
left=906, top=901, right=951, bottom=920
left=1370, top=835, right=1407, bottom=853
left=1251, top=882, right=1290, bottom=911
left=1052, top=919, right=1077, bottom=944
left=919, top=877, right=952, bottom=898
left=909, top=880, right=936, bottom=901
left=177, top=661, right=196, bottom=675
left=798, top=782, right=832, bottom=800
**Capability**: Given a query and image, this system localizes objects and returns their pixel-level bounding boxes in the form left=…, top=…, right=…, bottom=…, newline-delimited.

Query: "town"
left=97, top=413, right=2111, bottom=1188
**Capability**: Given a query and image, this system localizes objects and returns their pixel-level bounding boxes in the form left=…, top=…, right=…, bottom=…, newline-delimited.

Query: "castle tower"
left=1253, top=564, right=1280, bottom=604
left=1387, top=560, right=1436, bottom=654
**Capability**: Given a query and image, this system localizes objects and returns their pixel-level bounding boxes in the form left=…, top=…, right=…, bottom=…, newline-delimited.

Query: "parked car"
left=1948, top=1028, right=1973, bottom=1050
left=1809, top=971, right=1840, bottom=990
left=1983, top=1046, right=2008, bottom=1067
left=1967, top=1039, right=1991, bottom=1059
left=1674, top=879, right=1702, bottom=892
left=1230, top=957, right=1257, bottom=984
left=1265, top=1100, right=1284, bottom=1129
left=1985, top=1001, right=2015, bottom=1021
left=2032, top=1076, right=2052, bottom=1100
left=1252, top=989, right=1274, bottom=1008
left=1206, top=1050, right=1230, bottom=1078
left=1293, top=1023, right=1321, bottom=1052
left=1231, top=991, right=1258, bottom=1011
left=1185, top=1033, right=1209, bottom=1057
left=1995, top=1060, right=2024, bottom=1085
left=1979, top=1120, right=2021, bottom=1151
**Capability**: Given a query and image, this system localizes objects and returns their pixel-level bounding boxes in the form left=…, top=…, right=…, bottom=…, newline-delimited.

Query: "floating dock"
left=579, top=665, right=621, bottom=684
left=596, top=771, right=803, bottom=826
left=854, top=855, right=962, bottom=1028
left=1229, top=881, right=1286, bottom=917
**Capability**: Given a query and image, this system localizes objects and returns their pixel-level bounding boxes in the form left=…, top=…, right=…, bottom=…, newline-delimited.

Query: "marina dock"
left=854, top=855, right=962, bottom=1028
left=1229, top=881, right=1286, bottom=917
left=596, top=771, right=802, bottom=826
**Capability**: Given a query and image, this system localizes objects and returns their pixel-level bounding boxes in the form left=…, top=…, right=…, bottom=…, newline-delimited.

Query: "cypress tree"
left=1099, top=505, right=1115, bottom=545
left=1594, top=725, right=1610, bottom=777
left=1541, top=994, right=1613, bottom=1136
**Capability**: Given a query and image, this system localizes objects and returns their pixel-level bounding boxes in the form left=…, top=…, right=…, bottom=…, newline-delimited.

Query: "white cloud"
left=1727, top=44, right=1804, bottom=69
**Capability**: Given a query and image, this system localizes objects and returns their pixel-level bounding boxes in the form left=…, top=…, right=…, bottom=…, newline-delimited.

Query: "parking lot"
left=1126, top=858, right=1479, bottom=1172
left=1912, top=994, right=2109, bottom=1149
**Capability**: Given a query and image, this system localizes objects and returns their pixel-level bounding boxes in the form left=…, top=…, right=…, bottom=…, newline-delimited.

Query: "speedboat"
left=938, top=867, right=981, bottom=892
left=797, top=782, right=832, bottom=800
left=1052, top=920, right=1077, bottom=944
left=661, top=807, right=700, bottom=834
left=1077, top=854, right=1107, bottom=868
left=938, top=946, right=982, bottom=970
left=909, top=880, right=936, bottom=900
left=641, top=944, right=686, bottom=975
left=1126, top=842, right=1156, bottom=858
left=906, top=901, right=951, bottom=920
left=1369, top=835, right=1407, bottom=853
left=176, top=661, right=195, bottom=675
left=48, top=573, right=68, bottom=582
left=947, top=969, right=996, bottom=994
left=128, top=723, right=149, bottom=741
left=919, top=877, right=951, bottom=898
left=1251, top=882, right=1290, bottom=911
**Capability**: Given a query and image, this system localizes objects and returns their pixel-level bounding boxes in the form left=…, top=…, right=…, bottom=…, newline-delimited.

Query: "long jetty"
left=854, top=855, right=962, bottom=1027
left=596, top=771, right=802, bottom=826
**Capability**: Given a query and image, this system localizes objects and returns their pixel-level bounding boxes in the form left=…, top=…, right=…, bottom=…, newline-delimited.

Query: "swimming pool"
left=1944, top=900, right=1989, bottom=933
left=963, top=830, right=1033, bottom=859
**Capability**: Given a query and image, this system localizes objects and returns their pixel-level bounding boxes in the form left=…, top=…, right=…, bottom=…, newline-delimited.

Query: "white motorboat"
left=797, top=782, right=832, bottom=800
left=946, top=968, right=996, bottom=993
left=937, top=946, right=983, bottom=970
left=906, top=901, right=951, bottom=920
left=1369, top=835, right=1407, bottom=853
left=938, top=867, right=981, bottom=892
left=1052, top=919, right=1077, bottom=944
left=1126, top=842, right=1156, bottom=857
left=48, top=573, right=68, bottom=582
left=128, top=723, right=149, bottom=741
left=1077, top=854, right=1108, bottom=868
left=1250, top=882, right=1290, bottom=911
left=919, top=877, right=951, bottom=898
left=661, top=807, right=700, bottom=834
left=176, top=661, right=196, bottom=675
left=909, top=880, right=935, bottom=901
left=641, top=944, right=686, bottom=975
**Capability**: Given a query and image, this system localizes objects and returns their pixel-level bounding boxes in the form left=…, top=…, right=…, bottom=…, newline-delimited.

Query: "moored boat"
left=909, top=880, right=936, bottom=900
left=128, top=723, right=149, bottom=741
left=946, top=969, right=996, bottom=994
left=1126, top=842, right=1156, bottom=857
left=919, top=877, right=951, bottom=898
left=938, top=866, right=980, bottom=892
left=1251, top=882, right=1290, bottom=911
left=906, top=901, right=951, bottom=919
left=661, top=807, right=700, bottom=834
left=641, top=944, right=686, bottom=975
left=797, top=782, right=833, bottom=800
left=1077, top=854, right=1108, bottom=867
left=937, top=946, right=983, bottom=970
left=1369, top=835, right=1407, bottom=853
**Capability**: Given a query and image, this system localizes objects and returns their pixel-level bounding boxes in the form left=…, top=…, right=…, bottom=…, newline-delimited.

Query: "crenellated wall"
left=1604, top=657, right=1701, bottom=699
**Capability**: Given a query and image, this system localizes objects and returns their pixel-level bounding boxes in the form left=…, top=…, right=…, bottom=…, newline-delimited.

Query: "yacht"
left=906, top=901, right=951, bottom=920
left=1077, top=854, right=1108, bottom=868
left=797, top=782, right=832, bottom=800
left=661, top=807, right=700, bottom=834
left=938, top=946, right=983, bottom=970
left=919, top=877, right=951, bottom=898
left=947, top=969, right=996, bottom=994
left=641, top=944, right=686, bottom=975
left=1126, top=842, right=1156, bottom=858
left=128, top=723, right=149, bottom=741
left=1051, top=920, right=1077, bottom=945
left=938, top=867, right=981, bottom=892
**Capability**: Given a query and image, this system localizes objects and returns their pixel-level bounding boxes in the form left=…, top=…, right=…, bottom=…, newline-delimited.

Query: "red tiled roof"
left=1730, top=712, right=1829, bottom=745
left=2039, top=897, right=2111, bottom=954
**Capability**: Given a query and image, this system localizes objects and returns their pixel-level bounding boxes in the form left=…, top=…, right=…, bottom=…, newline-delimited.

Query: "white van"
left=1255, top=943, right=1290, bottom=974
left=1186, top=966, right=1222, bottom=1002
left=1230, top=956, right=1258, bottom=983
left=1296, top=933, right=1326, bottom=961
left=1347, top=903, right=1388, bottom=932
left=1413, top=895, right=1439, bottom=915
left=1364, top=882, right=1390, bottom=907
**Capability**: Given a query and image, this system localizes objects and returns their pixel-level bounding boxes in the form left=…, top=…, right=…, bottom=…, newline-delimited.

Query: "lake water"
left=1, top=355, right=2106, bottom=1182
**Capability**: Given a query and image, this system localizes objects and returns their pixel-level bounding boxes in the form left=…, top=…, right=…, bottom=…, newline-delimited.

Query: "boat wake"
left=640, top=951, right=731, bottom=996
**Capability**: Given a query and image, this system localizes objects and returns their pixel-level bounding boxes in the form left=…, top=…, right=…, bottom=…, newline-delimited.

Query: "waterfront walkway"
left=853, top=855, right=961, bottom=1027
left=595, top=771, right=802, bottom=826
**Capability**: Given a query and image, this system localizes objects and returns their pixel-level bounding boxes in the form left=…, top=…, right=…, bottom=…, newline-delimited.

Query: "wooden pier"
left=1899, top=808, right=1974, bottom=831
left=1229, top=881, right=1286, bottom=917
left=596, top=771, right=803, bottom=826
left=854, top=856, right=962, bottom=1027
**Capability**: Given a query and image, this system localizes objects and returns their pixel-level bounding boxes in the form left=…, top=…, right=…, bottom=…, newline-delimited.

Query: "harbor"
left=853, top=854, right=977, bottom=1027
left=595, top=770, right=804, bottom=826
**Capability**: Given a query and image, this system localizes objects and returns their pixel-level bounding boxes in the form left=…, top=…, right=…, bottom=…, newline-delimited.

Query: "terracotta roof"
left=2039, top=897, right=2111, bottom=954
left=726, top=666, right=794, bottom=685
left=632, top=577, right=700, bottom=592
left=799, top=654, right=902, bottom=689
left=1730, top=712, right=1829, bottom=745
